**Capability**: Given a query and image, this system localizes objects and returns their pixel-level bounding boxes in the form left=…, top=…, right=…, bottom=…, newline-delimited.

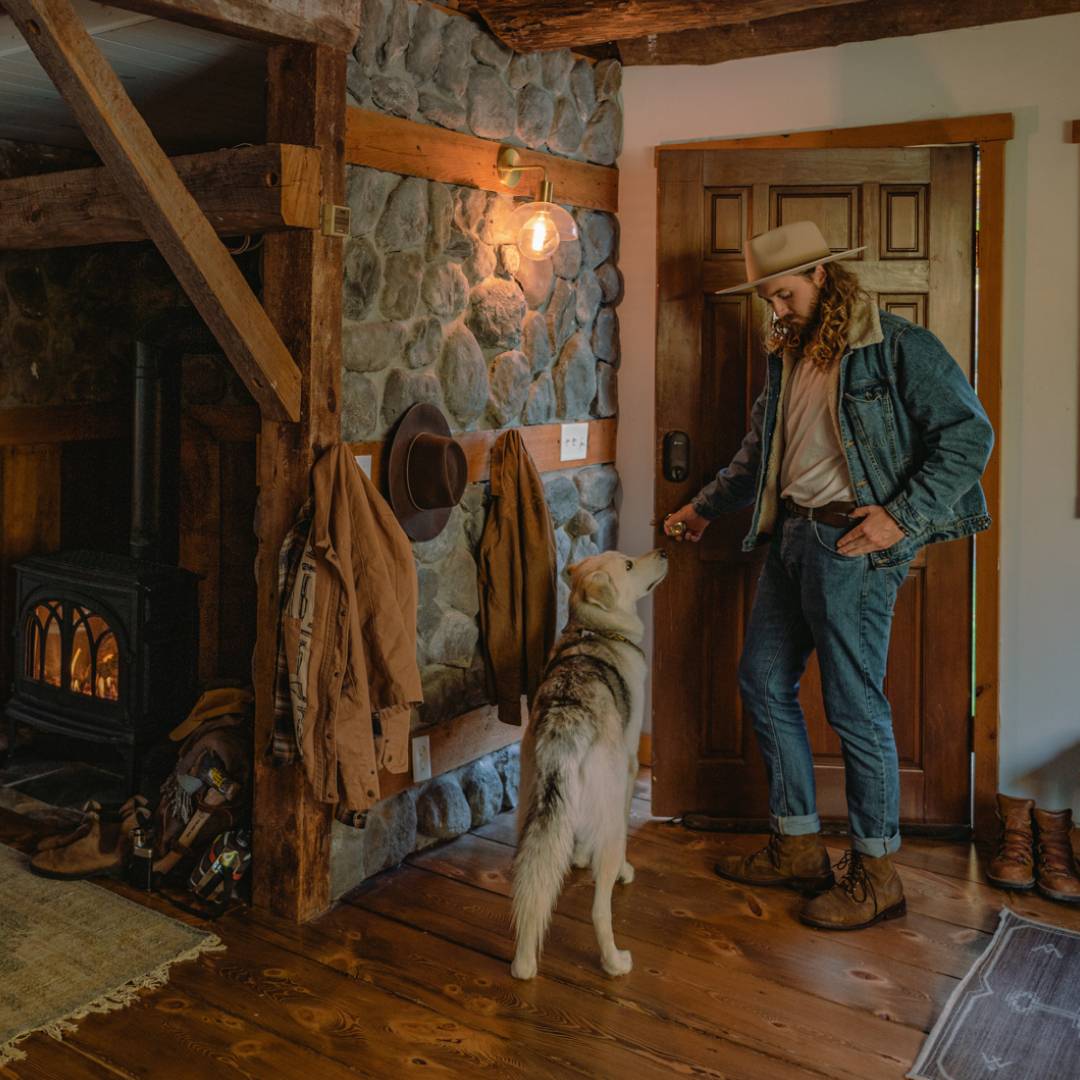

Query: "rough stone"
left=565, top=508, right=598, bottom=538
left=461, top=482, right=488, bottom=549
left=422, top=259, right=469, bottom=320
left=556, top=576, right=571, bottom=632
left=593, top=360, right=618, bottom=418
left=471, top=32, right=512, bottom=71
left=437, top=547, right=479, bottom=616
left=426, top=609, right=480, bottom=669
left=524, top=372, right=556, bottom=424
left=370, top=74, right=418, bottom=119
left=516, top=83, right=555, bottom=149
left=551, top=238, right=582, bottom=280
left=345, top=63, right=371, bottom=106
left=419, top=88, right=467, bottom=130
left=347, top=167, right=398, bottom=236
left=343, top=319, right=406, bottom=373
left=596, top=260, right=624, bottom=304
left=341, top=371, right=379, bottom=440
left=466, top=278, right=525, bottom=348
left=522, top=310, right=554, bottom=373
left=592, top=305, right=618, bottom=363
left=578, top=210, right=616, bottom=269
left=575, top=464, right=620, bottom=511
left=427, top=182, right=454, bottom=260
left=416, top=775, right=472, bottom=839
left=575, top=267, right=602, bottom=331
left=546, top=278, right=577, bottom=352
left=379, top=250, right=423, bottom=320
left=342, top=237, right=382, bottom=322
left=553, top=330, right=597, bottom=420
left=548, top=96, right=585, bottom=155
left=581, top=100, right=622, bottom=166
left=570, top=535, right=600, bottom=563
left=406, top=2, right=445, bottom=77
left=381, top=368, right=444, bottom=428
left=467, top=66, right=515, bottom=140
left=477, top=196, right=516, bottom=248
left=554, top=525, right=572, bottom=573
left=508, top=52, right=541, bottom=90
left=486, top=349, right=531, bottom=426
left=543, top=472, right=580, bottom=528
left=354, top=0, right=389, bottom=71
left=493, top=744, right=520, bottom=811
left=498, top=244, right=520, bottom=276
left=454, top=186, right=490, bottom=235
left=406, top=315, right=443, bottom=370
left=514, top=256, right=554, bottom=310
left=381, top=0, right=411, bottom=67
left=570, top=59, right=597, bottom=120
left=330, top=819, right=365, bottom=900
left=435, top=18, right=477, bottom=98
left=462, top=240, right=496, bottom=285
left=459, top=759, right=504, bottom=827
left=541, top=49, right=575, bottom=91
left=445, top=223, right=474, bottom=261
left=594, top=58, right=622, bottom=102
left=594, top=507, right=618, bottom=553
left=438, top=322, right=488, bottom=425
left=414, top=506, right=464, bottom=565
left=375, top=789, right=418, bottom=871
left=376, top=178, right=429, bottom=254
left=418, top=665, right=467, bottom=725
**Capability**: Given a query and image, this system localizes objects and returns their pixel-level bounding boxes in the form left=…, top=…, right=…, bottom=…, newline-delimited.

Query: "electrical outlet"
left=560, top=422, right=589, bottom=462
left=411, top=735, right=432, bottom=782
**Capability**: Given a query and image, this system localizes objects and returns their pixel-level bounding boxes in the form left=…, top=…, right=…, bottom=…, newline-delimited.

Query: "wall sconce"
left=496, top=146, right=578, bottom=261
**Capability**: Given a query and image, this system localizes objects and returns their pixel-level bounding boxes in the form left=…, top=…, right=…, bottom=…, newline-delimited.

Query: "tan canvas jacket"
left=282, top=445, right=421, bottom=811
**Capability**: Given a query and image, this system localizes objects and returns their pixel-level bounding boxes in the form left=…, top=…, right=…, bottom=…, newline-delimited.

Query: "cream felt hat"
left=714, top=220, right=865, bottom=295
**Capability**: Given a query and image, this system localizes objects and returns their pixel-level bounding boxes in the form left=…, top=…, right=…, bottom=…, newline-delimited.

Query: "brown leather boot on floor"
left=986, top=793, right=1036, bottom=889
left=799, top=850, right=906, bottom=930
left=1033, top=808, right=1080, bottom=904
left=714, top=833, right=835, bottom=893
left=34, top=795, right=150, bottom=853
left=29, top=806, right=149, bottom=880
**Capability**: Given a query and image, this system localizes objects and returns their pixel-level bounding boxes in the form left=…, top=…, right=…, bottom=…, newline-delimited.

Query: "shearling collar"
left=847, top=292, right=884, bottom=351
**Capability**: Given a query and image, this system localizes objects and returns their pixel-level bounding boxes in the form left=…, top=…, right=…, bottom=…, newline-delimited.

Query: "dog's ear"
left=581, top=569, right=617, bottom=611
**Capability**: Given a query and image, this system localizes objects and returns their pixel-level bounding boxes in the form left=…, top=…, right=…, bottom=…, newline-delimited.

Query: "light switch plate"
left=354, top=454, right=372, bottom=478
left=411, top=735, right=432, bottom=782
left=560, top=422, right=589, bottom=461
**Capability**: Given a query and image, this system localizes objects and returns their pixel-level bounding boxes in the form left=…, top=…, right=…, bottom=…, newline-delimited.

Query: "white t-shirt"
left=780, top=355, right=856, bottom=507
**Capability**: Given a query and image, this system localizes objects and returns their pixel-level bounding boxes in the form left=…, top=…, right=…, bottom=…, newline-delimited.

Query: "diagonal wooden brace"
left=7, top=0, right=303, bottom=423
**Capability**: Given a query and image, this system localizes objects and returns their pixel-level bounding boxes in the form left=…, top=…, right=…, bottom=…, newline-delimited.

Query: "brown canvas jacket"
left=281, top=445, right=421, bottom=811
left=478, top=430, right=557, bottom=725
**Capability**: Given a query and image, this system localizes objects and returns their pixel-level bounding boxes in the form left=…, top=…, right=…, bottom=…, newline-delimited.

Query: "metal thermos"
left=129, top=825, right=155, bottom=890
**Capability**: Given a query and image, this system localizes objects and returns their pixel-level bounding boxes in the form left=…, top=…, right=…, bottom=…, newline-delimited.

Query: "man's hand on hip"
left=836, top=505, right=905, bottom=556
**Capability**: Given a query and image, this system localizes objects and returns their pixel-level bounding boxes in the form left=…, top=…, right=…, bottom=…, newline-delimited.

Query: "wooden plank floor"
left=4, top=777, right=1080, bottom=1079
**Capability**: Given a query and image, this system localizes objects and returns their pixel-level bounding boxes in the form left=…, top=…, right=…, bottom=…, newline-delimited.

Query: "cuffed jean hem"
left=852, top=833, right=902, bottom=857
left=771, top=812, right=821, bottom=836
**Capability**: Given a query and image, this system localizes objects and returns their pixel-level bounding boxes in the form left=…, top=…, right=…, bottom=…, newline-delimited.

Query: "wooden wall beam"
left=5, top=0, right=302, bottom=424
left=0, top=144, right=321, bottom=251
left=87, top=0, right=359, bottom=50
left=471, top=0, right=850, bottom=52
left=617, top=0, right=1080, bottom=65
left=251, top=43, right=346, bottom=925
left=346, top=108, right=619, bottom=213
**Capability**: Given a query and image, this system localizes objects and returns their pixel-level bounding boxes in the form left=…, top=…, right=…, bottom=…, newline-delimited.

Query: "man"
left=664, top=220, right=993, bottom=930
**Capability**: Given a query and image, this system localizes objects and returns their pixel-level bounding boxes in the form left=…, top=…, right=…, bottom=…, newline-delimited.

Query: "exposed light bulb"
left=517, top=210, right=559, bottom=260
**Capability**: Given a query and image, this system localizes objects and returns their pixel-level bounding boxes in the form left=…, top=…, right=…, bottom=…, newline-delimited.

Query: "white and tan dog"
left=511, top=548, right=668, bottom=980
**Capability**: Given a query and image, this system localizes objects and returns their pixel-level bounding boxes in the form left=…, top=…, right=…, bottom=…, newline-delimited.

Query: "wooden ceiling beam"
left=80, top=0, right=360, bottom=50
left=468, top=0, right=849, bottom=51
left=617, top=0, right=1080, bottom=65
left=6, top=0, right=302, bottom=423
left=0, top=143, right=320, bottom=250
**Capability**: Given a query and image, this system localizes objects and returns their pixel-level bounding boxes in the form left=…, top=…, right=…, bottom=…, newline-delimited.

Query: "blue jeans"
left=738, top=514, right=910, bottom=856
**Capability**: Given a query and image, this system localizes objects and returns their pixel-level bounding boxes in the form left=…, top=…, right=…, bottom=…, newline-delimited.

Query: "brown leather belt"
left=782, top=497, right=857, bottom=529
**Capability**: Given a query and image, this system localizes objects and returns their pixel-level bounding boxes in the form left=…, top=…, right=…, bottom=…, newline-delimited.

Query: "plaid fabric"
left=270, top=503, right=312, bottom=764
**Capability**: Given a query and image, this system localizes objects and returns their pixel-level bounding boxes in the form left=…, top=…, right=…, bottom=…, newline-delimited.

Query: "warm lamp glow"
left=497, top=146, right=579, bottom=262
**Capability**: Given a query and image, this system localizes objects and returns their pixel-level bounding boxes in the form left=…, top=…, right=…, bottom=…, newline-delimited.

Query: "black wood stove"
left=5, top=338, right=200, bottom=791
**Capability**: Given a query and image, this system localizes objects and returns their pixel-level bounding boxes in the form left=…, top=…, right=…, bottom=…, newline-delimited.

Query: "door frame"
left=654, top=112, right=1010, bottom=842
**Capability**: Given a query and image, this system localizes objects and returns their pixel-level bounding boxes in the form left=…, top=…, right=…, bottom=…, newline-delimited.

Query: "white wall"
left=618, top=14, right=1080, bottom=809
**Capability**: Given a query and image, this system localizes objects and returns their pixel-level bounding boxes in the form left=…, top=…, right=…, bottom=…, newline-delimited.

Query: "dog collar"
left=569, top=626, right=644, bottom=657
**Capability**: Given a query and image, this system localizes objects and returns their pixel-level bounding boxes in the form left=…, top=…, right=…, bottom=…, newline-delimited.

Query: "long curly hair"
left=764, top=261, right=867, bottom=369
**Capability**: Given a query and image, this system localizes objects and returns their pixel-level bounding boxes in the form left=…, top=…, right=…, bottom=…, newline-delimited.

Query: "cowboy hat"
left=387, top=402, right=467, bottom=542
left=714, top=220, right=866, bottom=295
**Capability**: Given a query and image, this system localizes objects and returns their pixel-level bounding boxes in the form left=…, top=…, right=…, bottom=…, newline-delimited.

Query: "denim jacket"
left=692, top=299, right=994, bottom=568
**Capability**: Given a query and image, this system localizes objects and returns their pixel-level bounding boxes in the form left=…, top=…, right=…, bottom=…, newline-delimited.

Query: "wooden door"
left=653, top=145, right=975, bottom=830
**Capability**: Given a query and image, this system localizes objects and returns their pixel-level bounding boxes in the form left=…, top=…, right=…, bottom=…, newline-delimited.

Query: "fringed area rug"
left=0, top=842, right=222, bottom=1066
left=910, top=908, right=1080, bottom=1079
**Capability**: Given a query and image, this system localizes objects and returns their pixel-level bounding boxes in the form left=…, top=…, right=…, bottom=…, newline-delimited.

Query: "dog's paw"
left=572, top=846, right=590, bottom=870
left=602, top=949, right=633, bottom=977
left=511, top=955, right=538, bottom=981
left=617, top=861, right=635, bottom=884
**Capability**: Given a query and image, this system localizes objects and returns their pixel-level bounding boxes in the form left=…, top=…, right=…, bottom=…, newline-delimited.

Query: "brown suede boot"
left=800, top=850, right=906, bottom=930
left=1033, top=808, right=1080, bottom=904
left=34, top=795, right=150, bottom=853
left=29, top=806, right=149, bottom=880
left=986, top=793, right=1036, bottom=889
left=714, top=833, right=835, bottom=894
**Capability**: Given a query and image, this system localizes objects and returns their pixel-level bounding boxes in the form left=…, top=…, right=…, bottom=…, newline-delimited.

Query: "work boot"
left=29, top=806, right=149, bottom=880
left=714, top=833, right=834, bottom=893
left=985, top=793, right=1036, bottom=889
left=1033, top=808, right=1080, bottom=904
left=800, top=850, right=906, bottom=930
left=35, top=795, right=149, bottom=853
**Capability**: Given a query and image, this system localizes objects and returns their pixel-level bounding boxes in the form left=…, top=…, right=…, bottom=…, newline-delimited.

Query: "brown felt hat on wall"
left=387, top=403, right=467, bottom=542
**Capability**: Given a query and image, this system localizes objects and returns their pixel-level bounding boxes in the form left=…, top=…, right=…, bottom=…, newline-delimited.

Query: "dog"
left=510, top=548, right=668, bottom=980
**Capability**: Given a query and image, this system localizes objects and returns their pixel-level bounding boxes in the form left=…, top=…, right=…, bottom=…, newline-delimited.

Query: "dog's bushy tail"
left=511, top=714, right=587, bottom=977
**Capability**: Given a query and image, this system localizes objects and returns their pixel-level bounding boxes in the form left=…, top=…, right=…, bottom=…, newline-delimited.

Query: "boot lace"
left=996, top=825, right=1032, bottom=865
left=833, top=850, right=876, bottom=905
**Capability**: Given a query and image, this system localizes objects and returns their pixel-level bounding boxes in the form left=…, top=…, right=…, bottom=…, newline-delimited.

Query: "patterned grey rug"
left=910, top=908, right=1080, bottom=1079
